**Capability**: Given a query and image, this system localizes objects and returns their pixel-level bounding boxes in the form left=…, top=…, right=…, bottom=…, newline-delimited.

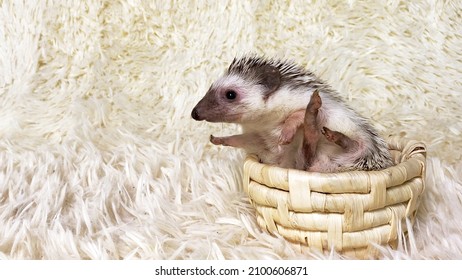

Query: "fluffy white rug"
left=0, top=0, right=461, bottom=259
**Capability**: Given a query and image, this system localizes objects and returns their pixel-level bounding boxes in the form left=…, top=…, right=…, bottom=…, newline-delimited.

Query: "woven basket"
left=243, top=136, right=426, bottom=259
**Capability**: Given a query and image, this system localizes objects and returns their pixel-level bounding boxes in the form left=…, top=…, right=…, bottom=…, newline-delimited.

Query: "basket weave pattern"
left=243, top=136, right=426, bottom=258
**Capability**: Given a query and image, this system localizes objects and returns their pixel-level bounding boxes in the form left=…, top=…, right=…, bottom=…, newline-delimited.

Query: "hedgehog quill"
left=191, top=55, right=393, bottom=172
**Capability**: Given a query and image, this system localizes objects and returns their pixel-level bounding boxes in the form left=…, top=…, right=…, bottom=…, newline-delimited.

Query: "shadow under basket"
left=243, top=136, right=426, bottom=259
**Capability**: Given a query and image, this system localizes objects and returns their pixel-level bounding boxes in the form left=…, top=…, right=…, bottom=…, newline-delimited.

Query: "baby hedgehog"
left=191, top=55, right=393, bottom=172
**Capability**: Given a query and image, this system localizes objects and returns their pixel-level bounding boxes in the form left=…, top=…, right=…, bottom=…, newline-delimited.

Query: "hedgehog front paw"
left=279, top=126, right=296, bottom=145
left=210, top=135, right=230, bottom=146
left=322, top=127, right=358, bottom=151
left=307, top=89, right=322, bottom=113
left=321, top=127, right=337, bottom=142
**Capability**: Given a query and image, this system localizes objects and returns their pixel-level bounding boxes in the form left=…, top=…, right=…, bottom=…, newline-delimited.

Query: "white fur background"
left=0, top=0, right=461, bottom=259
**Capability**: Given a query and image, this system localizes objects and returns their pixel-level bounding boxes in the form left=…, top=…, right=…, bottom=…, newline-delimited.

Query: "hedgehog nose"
left=191, top=108, right=201, bottom=120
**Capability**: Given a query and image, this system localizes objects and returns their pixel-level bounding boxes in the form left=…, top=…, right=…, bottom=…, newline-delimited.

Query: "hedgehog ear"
left=259, top=65, right=281, bottom=96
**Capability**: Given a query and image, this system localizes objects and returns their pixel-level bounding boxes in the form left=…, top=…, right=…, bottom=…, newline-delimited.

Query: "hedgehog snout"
left=191, top=107, right=203, bottom=121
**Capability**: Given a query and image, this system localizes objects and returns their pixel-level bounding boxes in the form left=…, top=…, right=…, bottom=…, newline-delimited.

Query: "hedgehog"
left=191, top=55, right=393, bottom=172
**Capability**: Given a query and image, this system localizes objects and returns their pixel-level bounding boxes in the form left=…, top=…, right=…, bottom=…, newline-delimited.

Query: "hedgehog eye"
left=225, top=90, right=237, bottom=100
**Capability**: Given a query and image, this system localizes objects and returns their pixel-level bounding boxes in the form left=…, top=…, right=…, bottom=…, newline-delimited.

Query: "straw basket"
left=243, top=136, right=426, bottom=259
